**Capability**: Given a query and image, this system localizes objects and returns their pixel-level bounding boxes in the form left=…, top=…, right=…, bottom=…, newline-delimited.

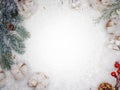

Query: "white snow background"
left=3, top=0, right=120, bottom=90
left=24, top=0, right=120, bottom=90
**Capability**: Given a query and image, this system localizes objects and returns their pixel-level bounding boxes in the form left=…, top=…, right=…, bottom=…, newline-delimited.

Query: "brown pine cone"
left=98, top=82, right=114, bottom=90
left=6, top=23, right=15, bottom=31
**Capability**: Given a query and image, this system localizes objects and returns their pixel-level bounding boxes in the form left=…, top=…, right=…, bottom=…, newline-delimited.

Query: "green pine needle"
left=16, top=26, right=30, bottom=40
left=0, top=0, right=30, bottom=70
left=99, top=0, right=120, bottom=21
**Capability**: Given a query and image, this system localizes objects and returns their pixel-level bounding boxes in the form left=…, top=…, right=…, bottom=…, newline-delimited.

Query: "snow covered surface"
left=2, top=0, right=120, bottom=90
left=24, top=0, right=120, bottom=90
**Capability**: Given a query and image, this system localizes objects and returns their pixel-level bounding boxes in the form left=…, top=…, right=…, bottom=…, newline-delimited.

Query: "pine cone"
left=98, top=82, right=114, bottom=90
left=6, top=23, right=15, bottom=31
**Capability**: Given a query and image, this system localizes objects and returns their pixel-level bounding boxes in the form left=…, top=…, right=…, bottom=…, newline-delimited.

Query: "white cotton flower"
left=10, top=60, right=30, bottom=80
left=27, top=72, right=49, bottom=90
left=105, top=17, right=120, bottom=36
left=15, top=0, right=37, bottom=18
left=115, top=40, right=120, bottom=46
left=0, top=68, right=5, bottom=81
left=107, top=35, right=120, bottom=51
left=35, top=83, right=47, bottom=90
left=89, top=0, right=111, bottom=12
left=106, top=17, right=120, bottom=28
left=28, top=79, right=38, bottom=87
left=11, top=65, right=24, bottom=80
left=109, top=39, right=115, bottom=44
left=101, top=0, right=110, bottom=6
left=71, top=3, right=76, bottom=8
left=71, top=1, right=81, bottom=10
left=0, top=67, right=6, bottom=88
left=17, top=61, right=30, bottom=75
left=0, top=72, right=5, bottom=82
left=107, top=43, right=119, bottom=50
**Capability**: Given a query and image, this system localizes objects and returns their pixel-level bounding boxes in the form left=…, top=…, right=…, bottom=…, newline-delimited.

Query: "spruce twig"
left=0, top=0, right=29, bottom=69
left=99, top=0, right=120, bottom=21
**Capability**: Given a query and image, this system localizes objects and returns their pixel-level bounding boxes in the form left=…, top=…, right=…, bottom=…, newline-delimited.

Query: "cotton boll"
left=11, top=65, right=24, bottom=80
left=71, top=1, right=81, bottom=10
left=109, top=39, right=115, bottom=44
left=110, top=44, right=120, bottom=51
left=115, top=36, right=120, bottom=41
left=0, top=68, right=5, bottom=81
left=89, top=0, right=111, bottom=12
left=106, top=17, right=120, bottom=29
left=106, top=28, right=120, bottom=36
left=25, top=0, right=34, bottom=6
left=115, top=40, right=120, bottom=46
left=101, top=0, right=111, bottom=6
left=17, top=61, right=30, bottom=75
left=71, top=3, right=76, bottom=8
left=89, top=0, right=104, bottom=11
left=35, top=83, right=47, bottom=90
left=15, top=0, right=37, bottom=18
left=114, top=36, right=120, bottom=46
left=0, top=80, right=6, bottom=87
left=107, top=35, right=120, bottom=51
left=0, top=71, right=6, bottom=82
left=27, top=72, right=49, bottom=90
left=75, top=1, right=81, bottom=9
left=36, top=72, right=49, bottom=80
left=27, top=79, right=38, bottom=88
left=0, top=68, right=6, bottom=87
left=106, top=28, right=116, bottom=35
left=35, top=72, right=49, bottom=87
left=20, top=65, right=29, bottom=75
left=97, top=5, right=106, bottom=12
left=105, top=17, right=120, bottom=35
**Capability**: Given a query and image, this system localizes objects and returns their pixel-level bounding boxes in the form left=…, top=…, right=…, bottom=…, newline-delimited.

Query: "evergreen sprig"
left=0, top=0, right=30, bottom=69
left=99, top=0, right=120, bottom=21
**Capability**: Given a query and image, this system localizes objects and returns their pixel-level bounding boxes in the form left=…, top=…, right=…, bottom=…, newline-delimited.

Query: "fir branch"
left=99, top=0, right=120, bottom=21
left=0, top=0, right=30, bottom=69
left=8, top=34, right=25, bottom=54
left=16, top=26, right=30, bottom=40
left=15, top=15, right=24, bottom=23
left=0, top=40, right=13, bottom=69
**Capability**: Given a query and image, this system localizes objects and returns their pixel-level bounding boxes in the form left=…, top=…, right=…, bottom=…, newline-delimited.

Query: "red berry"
left=114, top=62, right=120, bottom=68
left=111, top=72, right=117, bottom=77
left=117, top=69, right=120, bottom=74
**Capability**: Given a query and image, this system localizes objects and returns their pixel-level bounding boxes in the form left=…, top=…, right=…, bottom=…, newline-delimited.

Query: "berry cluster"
left=111, top=62, right=120, bottom=77
left=111, top=62, right=120, bottom=90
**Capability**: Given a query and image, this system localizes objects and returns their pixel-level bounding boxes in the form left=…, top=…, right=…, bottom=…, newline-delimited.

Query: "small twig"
left=115, top=86, right=118, bottom=90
